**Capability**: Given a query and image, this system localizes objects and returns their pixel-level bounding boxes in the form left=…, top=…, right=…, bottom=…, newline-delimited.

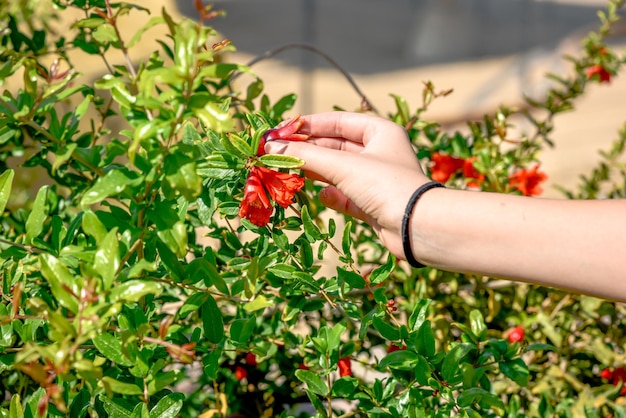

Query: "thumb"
left=264, top=140, right=355, bottom=185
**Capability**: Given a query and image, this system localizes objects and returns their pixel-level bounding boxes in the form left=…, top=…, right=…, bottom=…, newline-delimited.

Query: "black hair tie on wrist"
left=402, top=181, right=445, bottom=268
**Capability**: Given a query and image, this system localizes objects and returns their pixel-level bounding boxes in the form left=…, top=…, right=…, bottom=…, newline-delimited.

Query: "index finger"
left=300, top=111, right=410, bottom=155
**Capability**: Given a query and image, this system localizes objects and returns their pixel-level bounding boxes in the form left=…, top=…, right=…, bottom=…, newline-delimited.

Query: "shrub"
left=0, top=0, right=625, bottom=417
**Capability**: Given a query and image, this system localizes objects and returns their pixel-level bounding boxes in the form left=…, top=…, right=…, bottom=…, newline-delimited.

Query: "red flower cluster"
left=430, top=152, right=485, bottom=186
left=586, top=64, right=611, bottom=83
left=239, top=166, right=305, bottom=227
left=338, top=357, right=352, bottom=377
left=508, top=165, right=547, bottom=196
left=239, top=116, right=309, bottom=226
left=600, top=366, right=626, bottom=395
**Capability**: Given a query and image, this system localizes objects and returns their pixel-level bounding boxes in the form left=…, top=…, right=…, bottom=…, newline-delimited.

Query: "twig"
left=230, top=42, right=379, bottom=114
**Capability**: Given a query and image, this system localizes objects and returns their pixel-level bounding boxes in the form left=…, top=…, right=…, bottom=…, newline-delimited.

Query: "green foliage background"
left=0, top=1, right=625, bottom=417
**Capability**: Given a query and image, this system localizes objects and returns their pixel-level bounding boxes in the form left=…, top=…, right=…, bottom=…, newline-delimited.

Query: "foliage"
left=0, top=0, right=625, bottom=417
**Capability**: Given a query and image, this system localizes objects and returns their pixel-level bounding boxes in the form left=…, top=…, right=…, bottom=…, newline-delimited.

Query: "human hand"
left=264, top=111, right=431, bottom=258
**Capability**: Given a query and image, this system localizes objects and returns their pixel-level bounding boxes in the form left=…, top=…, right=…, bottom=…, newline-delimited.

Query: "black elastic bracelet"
left=402, top=181, right=445, bottom=268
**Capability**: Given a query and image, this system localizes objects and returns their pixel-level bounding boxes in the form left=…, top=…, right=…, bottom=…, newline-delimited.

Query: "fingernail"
left=264, top=140, right=288, bottom=154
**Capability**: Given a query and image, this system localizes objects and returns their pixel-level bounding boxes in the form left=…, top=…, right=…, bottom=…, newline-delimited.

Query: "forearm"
left=412, top=188, right=626, bottom=301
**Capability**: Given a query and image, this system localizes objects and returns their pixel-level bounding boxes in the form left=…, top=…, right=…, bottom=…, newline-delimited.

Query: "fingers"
left=265, top=139, right=358, bottom=185
left=319, top=186, right=369, bottom=223
left=300, top=112, right=402, bottom=146
left=300, top=112, right=419, bottom=167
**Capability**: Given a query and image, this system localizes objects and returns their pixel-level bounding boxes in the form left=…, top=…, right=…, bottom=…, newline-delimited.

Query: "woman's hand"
left=265, top=111, right=430, bottom=257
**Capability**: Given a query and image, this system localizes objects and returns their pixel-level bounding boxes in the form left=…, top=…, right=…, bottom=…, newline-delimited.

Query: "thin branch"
left=231, top=42, right=379, bottom=114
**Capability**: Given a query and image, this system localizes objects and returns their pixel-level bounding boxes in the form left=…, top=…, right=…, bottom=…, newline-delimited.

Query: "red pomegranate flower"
left=508, top=165, right=547, bottom=196
left=239, top=166, right=305, bottom=226
left=463, top=157, right=485, bottom=187
left=255, top=166, right=305, bottom=208
left=257, top=115, right=310, bottom=156
left=338, top=357, right=352, bottom=377
left=430, top=152, right=465, bottom=183
left=238, top=170, right=273, bottom=227
left=585, top=64, right=611, bottom=83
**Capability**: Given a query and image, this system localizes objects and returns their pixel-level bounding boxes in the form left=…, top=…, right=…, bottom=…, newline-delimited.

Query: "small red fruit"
left=386, top=344, right=406, bottom=353
left=298, top=362, right=309, bottom=370
left=338, top=357, right=352, bottom=377
left=600, top=368, right=613, bottom=380
left=245, top=352, right=257, bottom=367
left=235, top=365, right=248, bottom=380
left=506, top=326, right=525, bottom=343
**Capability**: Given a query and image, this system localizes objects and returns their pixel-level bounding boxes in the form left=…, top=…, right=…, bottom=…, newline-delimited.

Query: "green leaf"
left=499, top=358, right=529, bottom=386
left=230, top=317, right=256, bottom=344
left=80, top=169, right=139, bottom=208
left=258, top=154, right=305, bottom=168
left=457, top=387, right=505, bottom=414
left=243, top=295, right=274, bottom=312
left=99, top=395, right=134, bottom=418
left=201, top=294, right=224, bottom=344
left=331, top=376, right=359, bottom=398
left=99, top=377, right=143, bottom=395
left=337, top=267, right=366, bottom=289
left=9, top=392, right=23, bottom=418
left=368, top=253, right=396, bottom=285
left=94, top=228, right=120, bottom=290
left=525, top=343, right=556, bottom=352
left=295, top=369, right=329, bottom=396
left=408, top=298, right=431, bottom=331
left=157, top=221, right=188, bottom=259
left=301, top=205, right=322, bottom=241
left=149, top=392, right=184, bottom=418
left=469, top=309, right=487, bottom=341
left=442, top=343, right=475, bottom=382
left=109, top=280, right=164, bottom=303
left=372, top=315, right=400, bottom=341
left=416, top=321, right=436, bottom=358
left=39, top=253, right=79, bottom=313
left=341, top=221, right=353, bottom=261
left=0, top=169, right=14, bottom=215
left=25, top=186, right=48, bottom=244
left=93, top=333, right=134, bottom=367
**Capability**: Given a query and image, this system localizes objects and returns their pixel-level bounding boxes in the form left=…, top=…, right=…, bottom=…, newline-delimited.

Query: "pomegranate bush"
left=1, top=1, right=625, bottom=417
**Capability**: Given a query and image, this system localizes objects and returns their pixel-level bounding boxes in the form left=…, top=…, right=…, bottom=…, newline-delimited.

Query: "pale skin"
left=264, top=111, right=626, bottom=302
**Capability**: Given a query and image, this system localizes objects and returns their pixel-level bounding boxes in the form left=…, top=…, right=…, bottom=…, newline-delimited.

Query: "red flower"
left=239, top=166, right=305, bottom=226
left=257, top=115, right=310, bottom=156
left=508, top=165, right=547, bottom=196
left=338, top=357, right=352, bottom=377
left=430, top=152, right=465, bottom=183
left=463, top=157, right=485, bottom=187
left=238, top=170, right=273, bottom=226
left=235, top=365, right=248, bottom=380
left=298, top=362, right=310, bottom=370
left=245, top=352, right=257, bottom=367
left=255, top=166, right=304, bottom=208
left=586, top=64, right=611, bottom=83
left=506, top=326, right=525, bottom=343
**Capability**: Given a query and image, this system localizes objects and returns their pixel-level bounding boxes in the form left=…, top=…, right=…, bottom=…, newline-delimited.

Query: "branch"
left=231, top=42, right=379, bottom=114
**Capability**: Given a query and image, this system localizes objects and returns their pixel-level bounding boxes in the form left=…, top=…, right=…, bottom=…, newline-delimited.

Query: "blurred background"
left=127, top=1, right=625, bottom=195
